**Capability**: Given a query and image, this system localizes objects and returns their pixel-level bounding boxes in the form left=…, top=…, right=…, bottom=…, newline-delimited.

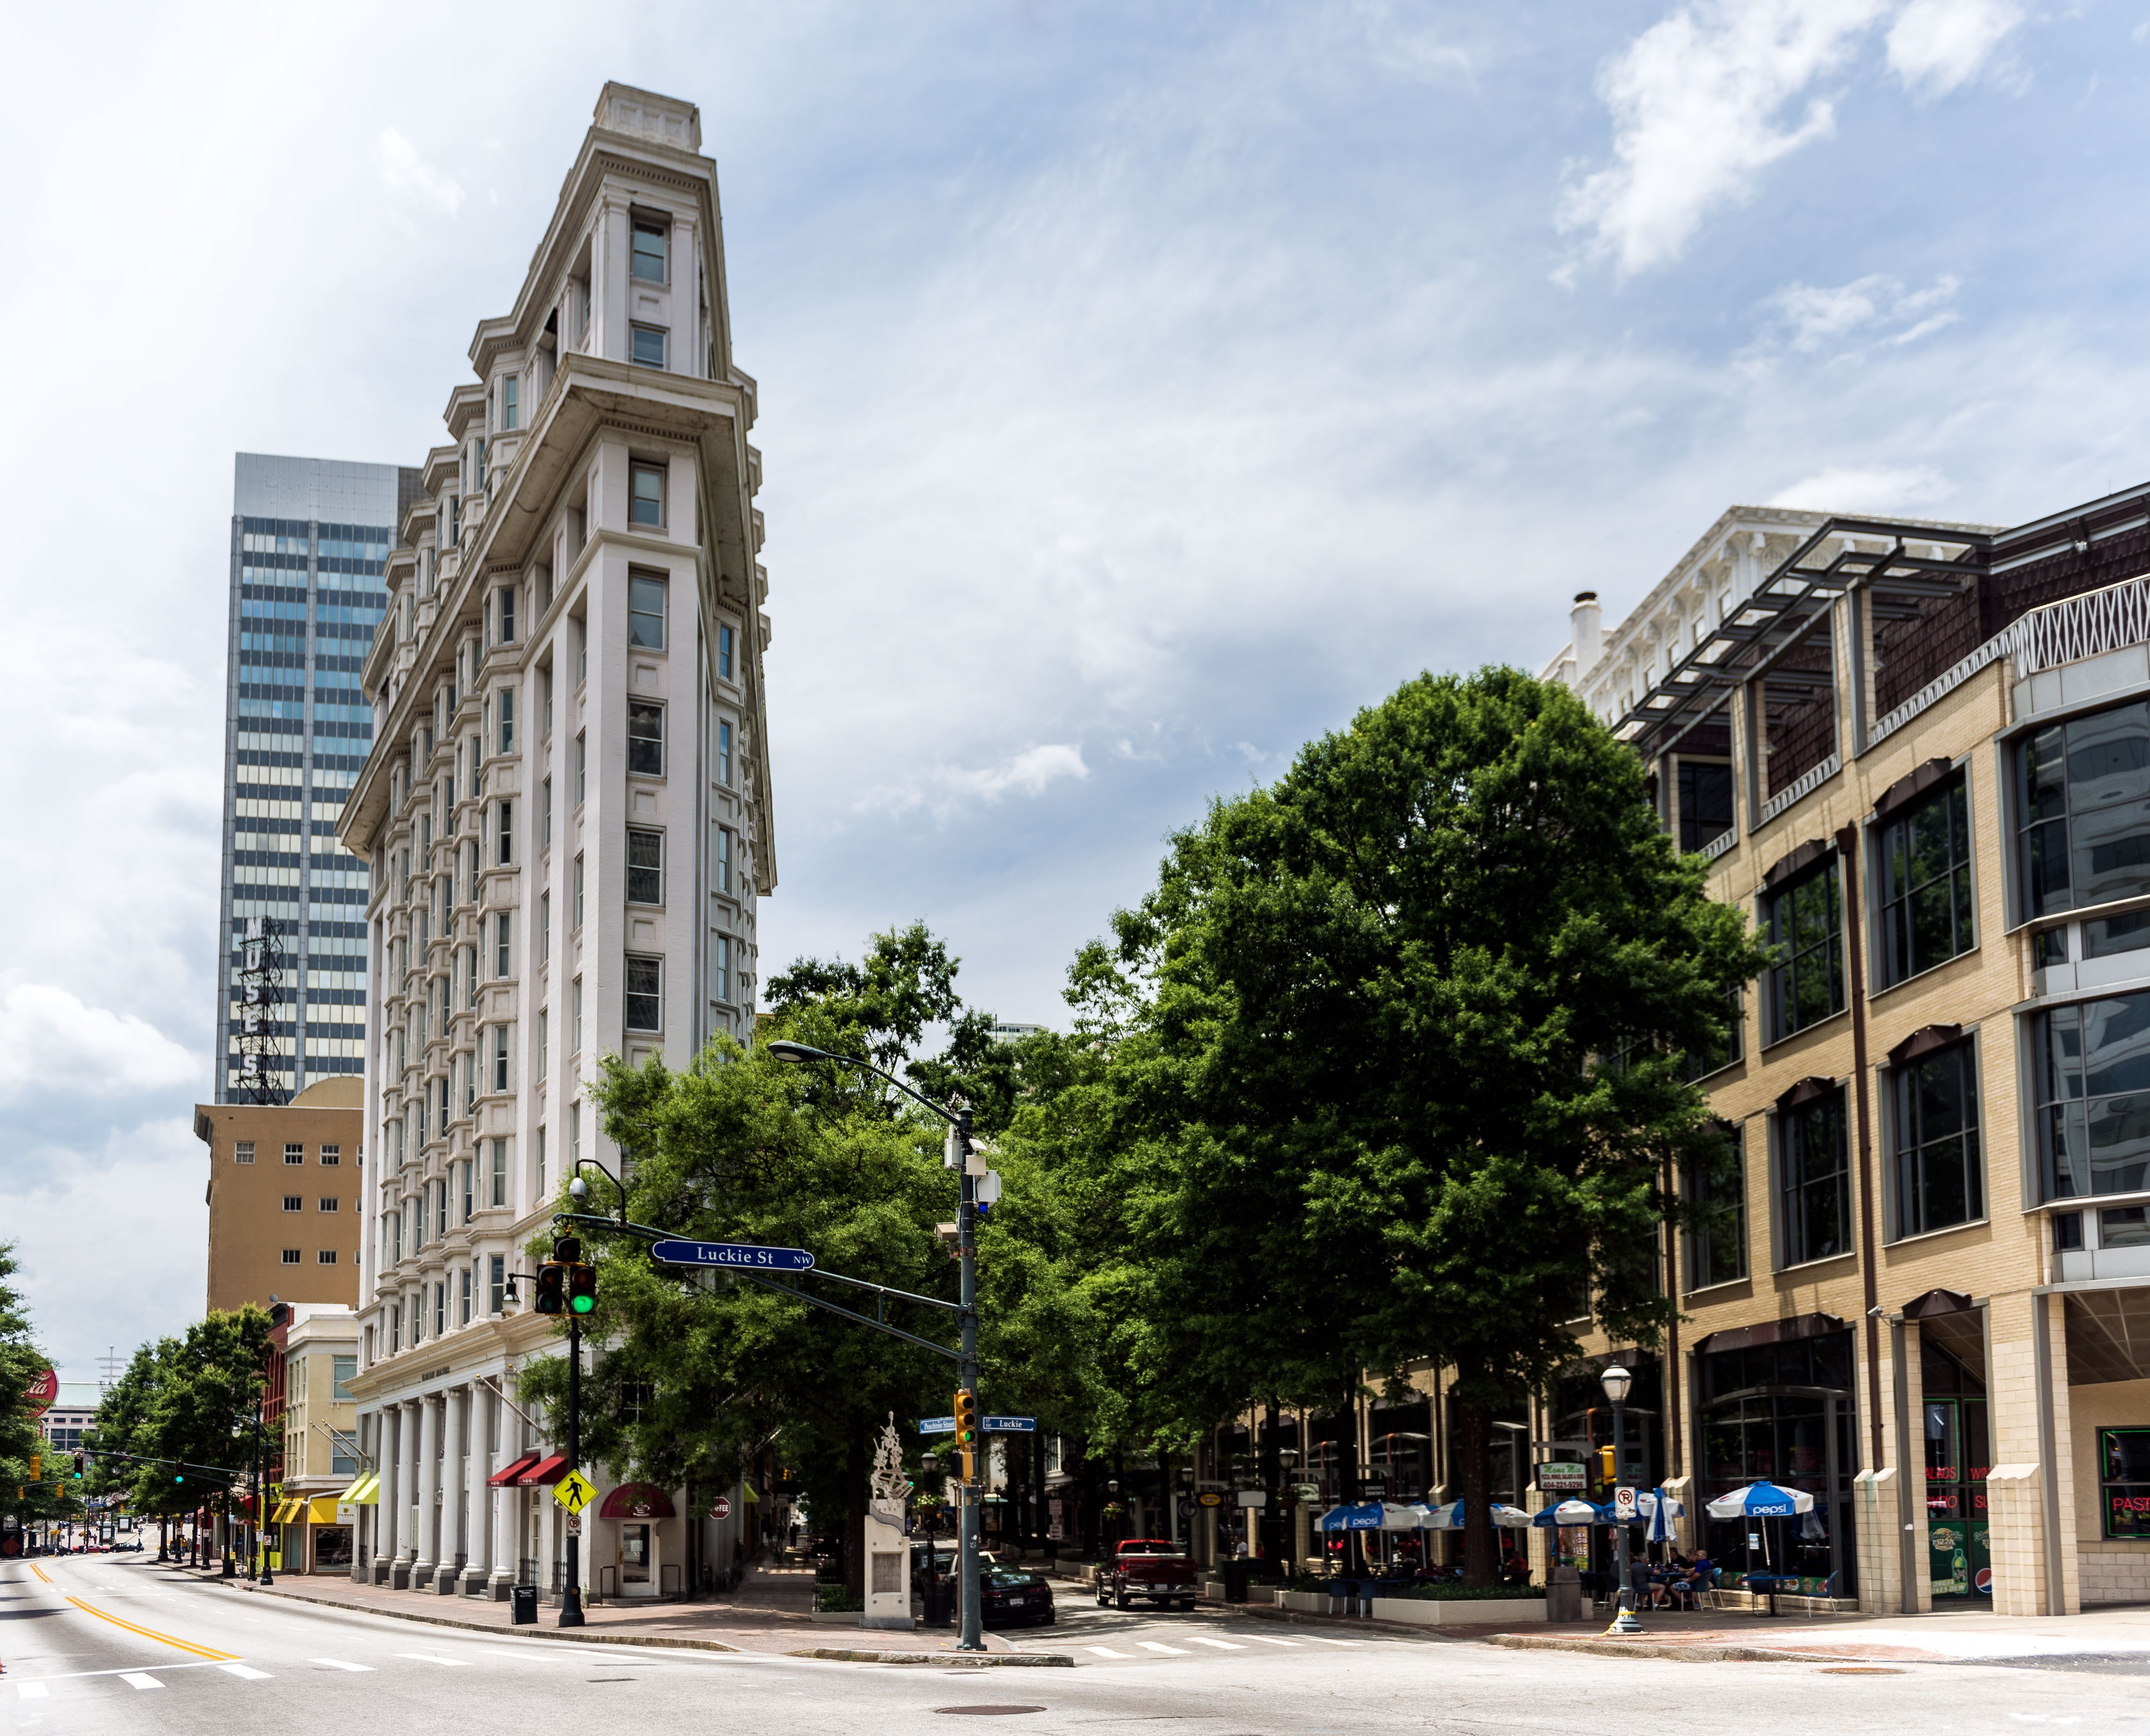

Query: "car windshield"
left=1117, top=1541, right=1185, bottom=1556
left=983, top=1567, right=1037, bottom=1587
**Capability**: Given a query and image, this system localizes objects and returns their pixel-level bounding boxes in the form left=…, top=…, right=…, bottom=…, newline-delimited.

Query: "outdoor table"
left=1741, top=1572, right=1800, bottom=1617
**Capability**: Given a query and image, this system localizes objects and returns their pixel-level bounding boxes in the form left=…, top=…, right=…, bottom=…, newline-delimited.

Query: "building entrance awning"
left=516, top=1454, right=570, bottom=1487
left=488, top=1452, right=542, bottom=1487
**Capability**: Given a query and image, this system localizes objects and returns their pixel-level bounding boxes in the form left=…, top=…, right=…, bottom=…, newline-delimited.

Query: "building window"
left=717, top=825, right=732, bottom=893
left=1765, top=861, right=1844, bottom=1039
left=542, top=666, right=554, bottom=735
left=319, top=1196, right=339, bottom=1212
left=575, top=731, right=587, bottom=805
left=235, top=1141, right=255, bottom=1165
left=629, top=464, right=665, bottom=530
left=498, top=686, right=515, bottom=754
left=460, top=1266, right=473, bottom=1327
left=626, top=955, right=663, bottom=1030
left=539, top=1008, right=549, bottom=1078
left=627, top=828, right=663, bottom=904
left=1685, top=1129, right=1747, bottom=1288
left=493, top=1025, right=510, bottom=1093
left=319, top=1249, right=338, bottom=1265
left=283, top=1195, right=303, bottom=1212
left=571, top=976, right=583, bottom=1052
left=1778, top=1088, right=1850, bottom=1266
left=718, top=719, right=733, bottom=786
left=462, top=1159, right=474, bottom=1222
left=715, top=933, right=731, bottom=1004
left=630, top=325, right=668, bottom=370
left=495, top=911, right=511, bottom=977
left=497, top=799, right=513, bottom=865
left=1879, top=775, right=1974, bottom=986
left=489, top=1253, right=507, bottom=1315
left=542, top=778, right=552, bottom=849
left=282, top=1248, right=301, bottom=1265
left=491, top=1138, right=507, bottom=1208
left=568, top=1100, right=580, bottom=1170
left=540, top=891, right=551, bottom=964
left=631, top=214, right=668, bottom=283
left=285, top=1142, right=306, bottom=1165
left=389, top=1303, right=402, bottom=1352
left=2021, top=700, right=2150, bottom=918
left=718, top=623, right=734, bottom=682
left=629, top=572, right=668, bottom=649
left=1892, top=1042, right=1983, bottom=1236
left=629, top=700, right=665, bottom=775
left=573, top=854, right=585, bottom=930
left=2034, top=991, right=2150, bottom=1200
left=333, top=1354, right=355, bottom=1399
left=320, top=1143, right=340, bottom=1166
left=1677, top=760, right=1734, bottom=855
left=501, top=375, right=519, bottom=431
left=538, top=1123, right=548, bottom=1195
left=435, top=1283, right=446, bottom=1338
left=2102, top=1429, right=2150, bottom=1539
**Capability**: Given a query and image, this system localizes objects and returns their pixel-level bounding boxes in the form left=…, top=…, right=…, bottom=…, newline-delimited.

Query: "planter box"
left=1369, top=1595, right=1547, bottom=1627
left=1279, top=1590, right=1333, bottom=1614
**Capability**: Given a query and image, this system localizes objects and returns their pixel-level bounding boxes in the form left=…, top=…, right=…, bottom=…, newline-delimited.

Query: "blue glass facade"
left=219, top=456, right=407, bottom=1102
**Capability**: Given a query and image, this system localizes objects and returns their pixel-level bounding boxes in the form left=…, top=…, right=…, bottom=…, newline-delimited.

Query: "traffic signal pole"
left=562, top=1306, right=584, bottom=1627
left=957, top=1148, right=983, bottom=1654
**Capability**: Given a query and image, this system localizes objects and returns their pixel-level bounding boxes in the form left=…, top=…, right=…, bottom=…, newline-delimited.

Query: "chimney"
left=1571, top=591, right=1603, bottom=678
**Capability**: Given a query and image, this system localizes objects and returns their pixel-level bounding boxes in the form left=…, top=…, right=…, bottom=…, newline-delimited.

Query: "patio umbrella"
left=1492, top=1504, right=1535, bottom=1529
left=1529, top=1498, right=1605, bottom=1528
left=1415, top=1500, right=1461, bottom=1531
left=1645, top=1488, right=1677, bottom=1548
left=1378, top=1503, right=1427, bottom=1532
left=1704, top=1480, right=1813, bottom=1519
left=1318, top=1502, right=1385, bottom=1531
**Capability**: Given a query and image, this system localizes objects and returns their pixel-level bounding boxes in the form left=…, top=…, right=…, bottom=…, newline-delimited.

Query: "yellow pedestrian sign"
left=553, top=1470, right=597, bottom=1514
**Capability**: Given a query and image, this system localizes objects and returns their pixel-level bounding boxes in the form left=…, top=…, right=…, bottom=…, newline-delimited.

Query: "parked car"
left=1096, top=1539, right=1199, bottom=1611
left=910, top=1540, right=959, bottom=1590
left=979, top=1565, right=1056, bottom=1628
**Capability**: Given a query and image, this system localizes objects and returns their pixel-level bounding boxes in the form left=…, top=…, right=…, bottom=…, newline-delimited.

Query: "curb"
left=788, top=1648, right=1073, bottom=1667
left=1490, top=1634, right=1854, bottom=1665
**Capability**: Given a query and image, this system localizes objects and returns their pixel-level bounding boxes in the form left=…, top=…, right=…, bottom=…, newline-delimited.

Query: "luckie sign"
left=24, top=1369, right=56, bottom=1416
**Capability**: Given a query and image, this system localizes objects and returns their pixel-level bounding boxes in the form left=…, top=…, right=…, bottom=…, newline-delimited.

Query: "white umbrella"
left=1645, top=1487, right=1676, bottom=1547
left=1704, top=1480, right=1813, bottom=1518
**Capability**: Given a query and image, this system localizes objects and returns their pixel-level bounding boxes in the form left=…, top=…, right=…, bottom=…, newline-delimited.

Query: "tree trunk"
left=843, top=1426, right=868, bottom=1601
left=1457, top=1397, right=1495, bottom=1588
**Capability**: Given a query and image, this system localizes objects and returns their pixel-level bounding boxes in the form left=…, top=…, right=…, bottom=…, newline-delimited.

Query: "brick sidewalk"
left=144, top=1560, right=1023, bottom=1656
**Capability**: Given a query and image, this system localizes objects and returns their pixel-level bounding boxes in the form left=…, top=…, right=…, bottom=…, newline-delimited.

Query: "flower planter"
left=1368, top=1596, right=1547, bottom=1627
left=1279, top=1590, right=1331, bottom=1614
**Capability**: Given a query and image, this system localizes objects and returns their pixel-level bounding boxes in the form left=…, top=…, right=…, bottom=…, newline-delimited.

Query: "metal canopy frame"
left=1617, top=516, right=1994, bottom=768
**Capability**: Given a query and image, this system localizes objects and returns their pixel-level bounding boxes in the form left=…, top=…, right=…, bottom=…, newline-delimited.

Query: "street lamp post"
left=768, top=1038, right=987, bottom=1652
left=1600, top=1364, right=1641, bottom=1635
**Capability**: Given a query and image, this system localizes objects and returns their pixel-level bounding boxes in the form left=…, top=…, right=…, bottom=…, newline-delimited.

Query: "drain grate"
left=934, top=1708, right=1048, bottom=1717
left=1817, top=1666, right=1905, bottom=1675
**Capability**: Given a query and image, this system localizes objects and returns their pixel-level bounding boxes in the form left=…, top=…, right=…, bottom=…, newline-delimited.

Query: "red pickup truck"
left=1096, top=1539, right=1199, bottom=1611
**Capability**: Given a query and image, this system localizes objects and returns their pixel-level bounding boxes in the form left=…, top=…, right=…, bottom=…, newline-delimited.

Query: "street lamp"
left=769, top=1037, right=987, bottom=1653
left=1599, top=1365, right=1641, bottom=1635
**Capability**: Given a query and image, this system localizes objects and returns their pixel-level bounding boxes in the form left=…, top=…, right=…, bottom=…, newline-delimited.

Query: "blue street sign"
left=984, top=1416, right=1036, bottom=1433
left=651, top=1239, right=816, bottom=1272
left=920, top=1416, right=957, bottom=1435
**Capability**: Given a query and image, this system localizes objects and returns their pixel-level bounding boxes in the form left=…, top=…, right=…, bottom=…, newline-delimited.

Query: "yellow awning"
left=307, top=1495, right=342, bottom=1523
left=742, top=1484, right=760, bottom=1503
left=272, top=1500, right=299, bottom=1523
left=338, top=1473, right=379, bottom=1505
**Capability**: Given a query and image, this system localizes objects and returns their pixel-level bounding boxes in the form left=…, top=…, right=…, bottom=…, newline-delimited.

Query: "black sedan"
left=979, top=1565, right=1056, bottom=1628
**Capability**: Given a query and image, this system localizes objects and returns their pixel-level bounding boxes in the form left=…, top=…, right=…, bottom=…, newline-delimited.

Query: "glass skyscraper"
left=219, top=454, right=415, bottom=1102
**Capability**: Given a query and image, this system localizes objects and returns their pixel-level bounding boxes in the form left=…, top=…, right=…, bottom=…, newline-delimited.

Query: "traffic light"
left=568, top=1263, right=597, bottom=1316
left=1598, top=1444, right=1616, bottom=1485
left=952, top=1388, right=978, bottom=1482
left=72, top=1452, right=84, bottom=1479
left=533, top=1262, right=566, bottom=1315
left=29, top=1454, right=39, bottom=1481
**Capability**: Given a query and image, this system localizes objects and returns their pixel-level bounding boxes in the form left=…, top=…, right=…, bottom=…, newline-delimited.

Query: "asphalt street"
left=7, top=1553, right=2150, bottom=1734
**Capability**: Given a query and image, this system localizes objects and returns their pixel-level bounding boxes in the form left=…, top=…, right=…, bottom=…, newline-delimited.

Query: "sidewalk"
left=146, top=1559, right=1026, bottom=1658
left=1474, top=1603, right=2150, bottom=1664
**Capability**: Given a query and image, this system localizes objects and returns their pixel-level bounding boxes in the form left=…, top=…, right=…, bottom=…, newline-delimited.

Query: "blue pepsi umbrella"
left=1530, top=1498, right=1606, bottom=1528
left=1705, top=1480, right=1813, bottom=1519
left=1645, top=1487, right=1677, bottom=1546
left=1318, top=1501, right=1384, bottom=1531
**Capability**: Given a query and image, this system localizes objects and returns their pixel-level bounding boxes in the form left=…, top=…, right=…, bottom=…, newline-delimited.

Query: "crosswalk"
left=1079, top=1627, right=1378, bottom=1664
left=5, top=1650, right=518, bottom=1701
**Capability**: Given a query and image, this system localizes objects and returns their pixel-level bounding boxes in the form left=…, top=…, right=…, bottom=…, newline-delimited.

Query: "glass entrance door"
left=621, top=1523, right=652, bottom=1593
left=1923, top=1398, right=1990, bottom=1597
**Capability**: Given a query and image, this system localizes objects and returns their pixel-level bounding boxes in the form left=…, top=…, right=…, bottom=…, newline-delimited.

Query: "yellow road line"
left=29, top=1563, right=51, bottom=1582
left=62, top=1594, right=238, bottom=1662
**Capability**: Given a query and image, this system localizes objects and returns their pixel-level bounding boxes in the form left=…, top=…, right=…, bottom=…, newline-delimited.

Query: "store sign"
left=1539, top=1461, right=1586, bottom=1491
left=1197, top=1491, right=1224, bottom=1508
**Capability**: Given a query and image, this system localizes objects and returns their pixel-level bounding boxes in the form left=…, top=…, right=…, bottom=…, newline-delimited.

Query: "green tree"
left=1090, top=668, right=1766, bottom=1582
left=0, top=1244, right=55, bottom=1529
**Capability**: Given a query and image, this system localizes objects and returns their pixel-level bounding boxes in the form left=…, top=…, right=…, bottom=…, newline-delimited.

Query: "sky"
left=2, top=0, right=2145, bottom=1381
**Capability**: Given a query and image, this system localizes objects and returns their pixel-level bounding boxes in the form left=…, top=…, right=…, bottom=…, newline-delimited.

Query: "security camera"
left=1866, top=1305, right=1886, bottom=1318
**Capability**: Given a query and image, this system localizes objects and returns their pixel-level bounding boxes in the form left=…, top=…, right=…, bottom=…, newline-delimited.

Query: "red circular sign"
left=24, top=1369, right=57, bottom=1416
left=709, top=1496, right=733, bottom=1520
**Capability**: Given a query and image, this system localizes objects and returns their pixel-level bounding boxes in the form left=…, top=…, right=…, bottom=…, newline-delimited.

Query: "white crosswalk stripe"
left=120, top=1673, right=164, bottom=1690
left=1245, top=1635, right=1301, bottom=1645
left=1186, top=1637, right=1245, bottom=1650
left=1138, top=1641, right=1189, bottom=1654
left=1300, top=1635, right=1359, bottom=1646
left=219, top=1664, right=272, bottom=1679
left=312, top=1658, right=374, bottom=1671
left=1085, top=1645, right=1131, bottom=1657
left=16, top=1682, right=49, bottom=1699
left=397, top=1652, right=474, bottom=1666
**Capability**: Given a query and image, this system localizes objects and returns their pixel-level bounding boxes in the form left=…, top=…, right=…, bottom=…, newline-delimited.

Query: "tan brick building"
left=197, top=1077, right=364, bottom=1313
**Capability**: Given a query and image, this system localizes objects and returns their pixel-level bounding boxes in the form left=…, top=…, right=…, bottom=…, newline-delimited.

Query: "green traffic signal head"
left=568, top=1262, right=597, bottom=1314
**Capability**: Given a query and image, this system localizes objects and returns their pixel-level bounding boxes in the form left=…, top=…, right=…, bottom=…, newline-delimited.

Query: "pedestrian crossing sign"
left=554, top=1470, right=597, bottom=1514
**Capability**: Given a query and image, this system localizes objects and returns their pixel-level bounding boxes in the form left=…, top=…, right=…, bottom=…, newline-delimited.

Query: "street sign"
left=920, top=1416, right=956, bottom=1435
left=1293, top=1483, right=1320, bottom=1501
left=709, top=1496, right=732, bottom=1521
left=1613, top=1485, right=1637, bottom=1520
left=984, top=1416, right=1035, bottom=1433
left=554, top=1470, right=598, bottom=1514
left=1539, top=1461, right=1587, bottom=1491
left=1238, top=1489, right=1267, bottom=1508
left=1197, top=1491, right=1224, bottom=1508
left=651, top=1239, right=815, bottom=1272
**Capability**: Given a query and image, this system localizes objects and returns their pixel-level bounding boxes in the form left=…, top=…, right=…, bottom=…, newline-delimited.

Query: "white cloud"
left=1559, top=0, right=1888, bottom=276
left=1886, top=0, right=2025, bottom=94
left=0, top=985, right=201, bottom=1106
left=378, top=128, right=466, bottom=222
left=862, top=745, right=1090, bottom=820
left=1766, top=272, right=1960, bottom=350
left=1767, top=463, right=1956, bottom=510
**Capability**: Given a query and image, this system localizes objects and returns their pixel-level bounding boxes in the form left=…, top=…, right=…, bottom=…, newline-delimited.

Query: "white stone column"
left=463, top=1384, right=491, bottom=1597
left=437, top=1386, right=468, bottom=1594
left=395, top=1399, right=419, bottom=1588
left=414, top=1394, right=440, bottom=1587
left=490, top=1375, right=519, bottom=1594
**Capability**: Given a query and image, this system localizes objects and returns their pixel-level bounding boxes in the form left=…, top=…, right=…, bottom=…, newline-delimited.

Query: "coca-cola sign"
left=23, top=1369, right=56, bottom=1416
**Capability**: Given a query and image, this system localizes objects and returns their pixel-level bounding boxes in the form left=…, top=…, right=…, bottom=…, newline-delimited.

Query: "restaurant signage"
left=1538, top=1461, right=1586, bottom=1491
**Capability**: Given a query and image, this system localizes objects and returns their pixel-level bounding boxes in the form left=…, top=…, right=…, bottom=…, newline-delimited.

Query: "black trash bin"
left=922, top=1579, right=953, bottom=1627
left=511, top=1584, right=539, bottom=1625
left=1221, top=1560, right=1251, bottom=1605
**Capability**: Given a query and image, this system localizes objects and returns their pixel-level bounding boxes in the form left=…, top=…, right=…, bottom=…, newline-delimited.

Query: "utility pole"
left=562, top=1306, right=584, bottom=1626
left=956, top=1109, right=983, bottom=1654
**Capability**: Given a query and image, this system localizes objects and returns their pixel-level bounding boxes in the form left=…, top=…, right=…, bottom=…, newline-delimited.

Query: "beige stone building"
left=196, top=1077, right=364, bottom=1313
left=335, top=82, right=765, bottom=1602
left=268, top=1303, right=360, bottom=1573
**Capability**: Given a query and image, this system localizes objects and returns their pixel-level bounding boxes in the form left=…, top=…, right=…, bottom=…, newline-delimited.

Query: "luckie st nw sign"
left=652, top=1240, right=815, bottom=1272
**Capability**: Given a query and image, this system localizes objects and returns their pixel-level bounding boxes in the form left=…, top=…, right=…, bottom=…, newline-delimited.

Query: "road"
left=6, top=1552, right=2149, bottom=1733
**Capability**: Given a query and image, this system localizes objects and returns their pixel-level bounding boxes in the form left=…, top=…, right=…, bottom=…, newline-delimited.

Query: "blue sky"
left=0, top=0, right=2143, bottom=1376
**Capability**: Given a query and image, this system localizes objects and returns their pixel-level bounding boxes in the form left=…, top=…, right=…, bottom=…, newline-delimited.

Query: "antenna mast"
left=235, top=914, right=289, bottom=1105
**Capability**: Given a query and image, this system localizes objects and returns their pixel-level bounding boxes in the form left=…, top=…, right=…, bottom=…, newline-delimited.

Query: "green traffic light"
left=570, top=1294, right=595, bottom=1314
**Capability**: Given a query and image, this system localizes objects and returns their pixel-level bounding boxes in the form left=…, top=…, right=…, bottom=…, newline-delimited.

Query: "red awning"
left=487, top=1452, right=541, bottom=1488
left=516, top=1454, right=569, bottom=1486
left=596, top=1482, right=677, bottom=1520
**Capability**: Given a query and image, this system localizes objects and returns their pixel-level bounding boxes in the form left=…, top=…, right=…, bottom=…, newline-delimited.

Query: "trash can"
left=511, top=1584, right=539, bottom=1625
left=922, top=1580, right=953, bottom=1627
left=1221, top=1560, right=1251, bottom=1605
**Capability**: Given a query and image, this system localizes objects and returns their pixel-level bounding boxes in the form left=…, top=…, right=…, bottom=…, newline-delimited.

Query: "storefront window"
left=2101, top=1428, right=2150, bottom=1540
left=2019, top=700, right=2150, bottom=917
left=2033, top=992, right=2150, bottom=1200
